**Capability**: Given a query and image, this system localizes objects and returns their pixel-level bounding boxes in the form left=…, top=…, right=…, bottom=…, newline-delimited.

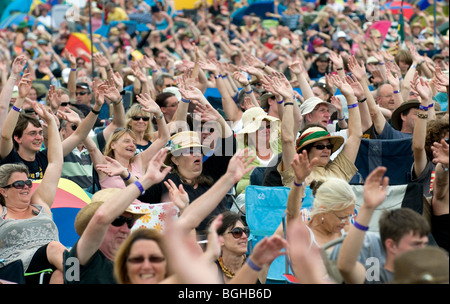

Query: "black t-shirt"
left=1, top=148, right=48, bottom=180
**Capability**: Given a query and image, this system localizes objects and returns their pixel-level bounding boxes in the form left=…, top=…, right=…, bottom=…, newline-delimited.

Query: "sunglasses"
left=312, top=144, right=333, bottom=150
left=71, top=124, right=77, bottom=131
left=60, top=102, right=69, bottom=107
left=111, top=216, right=135, bottom=229
left=24, top=108, right=36, bottom=114
left=131, top=116, right=150, bottom=122
left=76, top=91, right=89, bottom=96
left=228, top=227, right=250, bottom=239
left=2, top=179, right=33, bottom=189
left=127, top=255, right=166, bottom=264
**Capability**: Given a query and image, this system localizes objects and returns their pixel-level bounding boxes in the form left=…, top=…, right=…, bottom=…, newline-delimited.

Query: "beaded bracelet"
left=417, top=113, right=428, bottom=119
left=353, top=220, right=369, bottom=231
left=347, top=103, right=358, bottom=109
left=134, top=180, right=145, bottom=195
left=12, top=105, right=22, bottom=113
left=246, top=258, right=262, bottom=272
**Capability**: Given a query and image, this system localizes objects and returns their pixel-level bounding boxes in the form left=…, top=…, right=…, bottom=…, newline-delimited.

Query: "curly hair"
left=425, top=118, right=449, bottom=161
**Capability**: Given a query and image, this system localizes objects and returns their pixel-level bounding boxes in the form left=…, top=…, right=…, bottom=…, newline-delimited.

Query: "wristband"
left=353, top=220, right=369, bottom=231
left=336, top=67, right=343, bottom=71
left=246, top=258, right=262, bottom=272
left=71, top=68, right=77, bottom=72
left=338, top=116, right=346, bottom=121
left=134, top=180, right=145, bottom=195
left=379, top=62, right=385, bottom=65
left=120, top=90, right=126, bottom=96
left=91, top=108, right=100, bottom=115
left=181, top=97, right=191, bottom=103
left=417, top=113, right=428, bottom=119
left=152, top=70, right=158, bottom=73
left=293, top=180, right=304, bottom=187
left=411, top=65, right=417, bottom=69
left=12, top=105, right=22, bottom=113
left=214, top=74, right=222, bottom=79
left=113, top=98, right=123, bottom=105
left=245, top=88, right=253, bottom=94
left=277, top=99, right=284, bottom=104
left=347, top=103, right=358, bottom=109
left=441, top=164, right=449, bottom=172
left=358, top=98, right=367, bottom=103
left=284, top=102, right=294, bottom=107
left=222, top=75, right=227, bottom=79
left=393, top=90, right=400, bottom=94
left=122, top=170, right=131, bottom=181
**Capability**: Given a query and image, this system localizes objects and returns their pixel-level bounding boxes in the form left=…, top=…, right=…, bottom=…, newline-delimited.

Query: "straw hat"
left=236, top=107, right=280, bottom=136
left=165, top=131, right=210, bottom=165
left=299, top=96, right=337, bottom=116
left=393, top=246, right=449, bottom=284
left=391, top=99, right=421, bottom=131
left=74, top=188, right=151, bottom=236
left=296, top=126, right=344, bottom=153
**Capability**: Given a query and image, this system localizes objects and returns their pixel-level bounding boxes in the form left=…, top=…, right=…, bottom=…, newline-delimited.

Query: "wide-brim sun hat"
left=260, top=92, right=275, bottom=109
left=164, top=131, right=211, bottom=165
left=74, top=188, right=151, bottom=236
left=296, top=126, right=344, bottom=154
left=299, top=96, right=337, bottom=116
left=236, top=107, right=280, bottom=136
left=391, top=99, right=421, bottom=131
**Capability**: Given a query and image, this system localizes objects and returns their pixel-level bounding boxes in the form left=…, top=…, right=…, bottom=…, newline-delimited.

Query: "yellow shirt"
left=107, top=8, right=129, bottom=23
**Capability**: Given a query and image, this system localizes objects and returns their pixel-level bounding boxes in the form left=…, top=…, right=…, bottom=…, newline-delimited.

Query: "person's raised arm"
left=412, top=76, right=433, bottom=180
left=30, top=103, right=63, bottom=212
left=348, top=56, right=386, bottom=135
left=232, top=71, right=259, bottom=108
left=61, top=80, right=105, bottom=156
left=431, top=139, right=449, bottom=216
left=63, top=50, right=77, bottom=100
left=0, top=70, right=31, bottom=159
left=329, top=74, right=362, bottom=163
left=99, top=75, right=126, bottom=142
left=385, top=68, right=403, bottom=110
left=345, top=74, right=372, bottom=133
left=289, top=60, right=314, bottom=100
left=337, top=166, right=389, bottom=284
left=76, top=148, right=172, bottom=266
left=0, top=55, right=27, bottom=132
left=134, top=93, right=169, bottom=172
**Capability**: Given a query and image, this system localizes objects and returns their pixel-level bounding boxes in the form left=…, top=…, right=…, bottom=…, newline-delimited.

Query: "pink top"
left=99, top=160, right=143, bottom=190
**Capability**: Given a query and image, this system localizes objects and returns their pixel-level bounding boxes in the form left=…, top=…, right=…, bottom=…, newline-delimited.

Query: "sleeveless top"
left=0, top=204, right=59, bottom=271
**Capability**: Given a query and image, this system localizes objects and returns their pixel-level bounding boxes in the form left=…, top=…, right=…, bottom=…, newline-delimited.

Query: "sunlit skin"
left=126, top=239, right=167, bottom=284
left=307, top=139, right=332, bottom=167
left=15, top=122, right=44, bottom=154
left=99, top=212, right=133, bottom=261
left=306, top=104, right=331, bottom=128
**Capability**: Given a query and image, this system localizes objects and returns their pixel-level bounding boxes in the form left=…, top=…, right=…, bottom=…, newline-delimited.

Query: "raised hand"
left=345, top=74, right=364, bottom=99
left=12, top=55, right=27, bottom=75
left=93, top=52, right=110, bottom=68
left=328, top=73, right=354, bottom=96
left=288, top=60, right=304, bottom=75
left=136, top=92, right=162, bottom=115
left=164, top=179, right=189, bottom=212
left=347, top=56, right=367, bottom=81
left=103, top=78, right=121, bottom=103
left=225, top=148, right=256, bottom=184
left=363, top=166, right=389, bottom=210
left=18, top=71, right=32, bottom=98
left=291, top=150, right=318, bottom=184
left=431, top=139, right=449, bottom=166
left=142, top=148, right=172, bottom=184
left=232, top=71, right=249, bottom=86
left=178, top=84, right=205, bottom=101
left=96, top=156, right=128, bottom=177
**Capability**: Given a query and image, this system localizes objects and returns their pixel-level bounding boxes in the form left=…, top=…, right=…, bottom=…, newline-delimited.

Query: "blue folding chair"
left=245, top=185, right=294, bottom=283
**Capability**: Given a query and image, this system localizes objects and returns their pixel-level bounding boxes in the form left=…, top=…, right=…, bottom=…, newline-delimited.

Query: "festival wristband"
left=353, top=220, right=369, bottom=231
left=134, top=180, right=145, bottom=195
left=246, top=258, right=262, bottom=272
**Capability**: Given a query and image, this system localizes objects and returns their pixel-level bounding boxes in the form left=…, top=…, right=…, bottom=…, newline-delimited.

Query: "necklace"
left=218, top=256, right=246, bottom=279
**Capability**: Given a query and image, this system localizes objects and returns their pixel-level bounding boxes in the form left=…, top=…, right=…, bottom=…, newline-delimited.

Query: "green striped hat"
left=296, top=126, right=344, bottom=153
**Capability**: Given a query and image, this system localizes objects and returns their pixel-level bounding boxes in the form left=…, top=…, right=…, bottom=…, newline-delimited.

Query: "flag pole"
left=88, top=0, right=94, bottom=79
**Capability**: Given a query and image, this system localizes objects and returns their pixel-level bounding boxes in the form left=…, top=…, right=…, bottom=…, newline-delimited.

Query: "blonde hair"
left=125, top=103, right=154, bottom=141
left=104, top=128, right=137, bottom=162
left=309, top=177, right=356, bottom=218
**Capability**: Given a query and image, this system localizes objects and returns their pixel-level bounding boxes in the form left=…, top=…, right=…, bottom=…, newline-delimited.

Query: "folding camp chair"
left=245, top=186, right=294, bottom=283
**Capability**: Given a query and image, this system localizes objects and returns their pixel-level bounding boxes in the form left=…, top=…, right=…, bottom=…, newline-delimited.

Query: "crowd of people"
left=0, top=0, right=449, bottom=286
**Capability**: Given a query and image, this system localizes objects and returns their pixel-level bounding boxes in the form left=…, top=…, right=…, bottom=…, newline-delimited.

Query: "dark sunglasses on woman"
left=2, top=180, right=33, bottom=189
left=228, top=227, right=250, bottom=239
left=127, top=255, right=166, bottom=264
left=312, top=144, right=333, bottom=150
left=131, top=116, right=150, bottom=122
left=111, top=216, right=135, bottom=229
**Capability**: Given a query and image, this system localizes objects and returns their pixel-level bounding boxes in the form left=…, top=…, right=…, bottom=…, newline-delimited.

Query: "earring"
left=321, top=217, right=324, bottom=224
